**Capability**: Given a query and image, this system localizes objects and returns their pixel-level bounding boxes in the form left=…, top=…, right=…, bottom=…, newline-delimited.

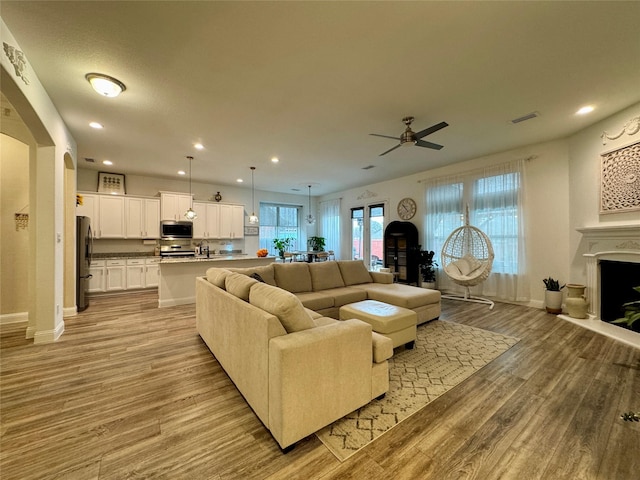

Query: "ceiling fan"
left=370, top=116, right=449, bottom=156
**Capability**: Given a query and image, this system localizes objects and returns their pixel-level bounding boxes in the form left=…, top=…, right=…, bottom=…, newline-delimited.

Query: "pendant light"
left=306, top=184, right=315, bottom=225
left=184, top=156, right=197, bottom=220
left=249, top=167, right=259, bottom=224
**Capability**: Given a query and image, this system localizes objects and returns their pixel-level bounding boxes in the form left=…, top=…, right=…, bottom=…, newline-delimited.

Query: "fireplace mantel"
left=570, top=224, right=640, bottom=349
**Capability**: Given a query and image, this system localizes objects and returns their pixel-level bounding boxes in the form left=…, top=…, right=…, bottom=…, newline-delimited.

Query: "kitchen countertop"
left=160, top=255, right=275, bottom=264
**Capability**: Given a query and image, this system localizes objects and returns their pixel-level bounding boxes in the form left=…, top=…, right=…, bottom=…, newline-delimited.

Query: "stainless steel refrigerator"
left=76, top=216, right=93, bottom=312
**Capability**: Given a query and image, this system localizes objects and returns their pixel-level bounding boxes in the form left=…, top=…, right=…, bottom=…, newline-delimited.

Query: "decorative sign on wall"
left=97, top=172, right=126, bottom=195
left=600, top=141, right=640, bottom=214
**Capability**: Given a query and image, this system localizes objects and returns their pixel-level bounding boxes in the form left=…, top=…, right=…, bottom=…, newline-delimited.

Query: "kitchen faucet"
left=199, top=239, right=210, bottom=257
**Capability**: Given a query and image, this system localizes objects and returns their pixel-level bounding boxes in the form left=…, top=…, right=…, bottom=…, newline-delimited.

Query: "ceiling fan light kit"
left=370, top=116, right=448, bottom=156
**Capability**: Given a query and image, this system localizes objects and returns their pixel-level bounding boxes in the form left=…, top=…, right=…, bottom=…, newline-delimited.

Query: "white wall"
left=568, top=102, right=640, bottom=284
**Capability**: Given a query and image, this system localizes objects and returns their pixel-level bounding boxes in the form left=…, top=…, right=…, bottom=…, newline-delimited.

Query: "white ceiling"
left=2, top=1, right=639, bottom=196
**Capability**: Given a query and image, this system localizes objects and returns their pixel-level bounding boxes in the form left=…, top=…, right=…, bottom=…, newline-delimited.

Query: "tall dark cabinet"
left=384, top=221, right=419, bottom=285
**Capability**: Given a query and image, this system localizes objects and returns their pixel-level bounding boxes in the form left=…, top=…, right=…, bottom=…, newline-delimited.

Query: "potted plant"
left=308, top=236, right=326, bottom=252
left=273, top=237, right=293, bottom=260
left=543, top=277, right=565, bottom=314
left=611, top=286, right=640, bottom=332
left=418, top=249, right=438, bottom=289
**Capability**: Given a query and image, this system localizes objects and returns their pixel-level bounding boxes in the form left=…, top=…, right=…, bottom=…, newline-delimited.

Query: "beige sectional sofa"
left=196, top=268, right=393, bottom=451
left=228, top=260, right=441, bottom=324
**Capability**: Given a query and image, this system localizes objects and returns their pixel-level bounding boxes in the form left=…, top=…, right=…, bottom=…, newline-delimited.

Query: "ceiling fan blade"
left=370, top=133, right=400, bottom=140
left=413, top=121, right=449, bottom=140
left=379, top=144, right=402, bottom=156
left=415, top=139, right=444, bottom=150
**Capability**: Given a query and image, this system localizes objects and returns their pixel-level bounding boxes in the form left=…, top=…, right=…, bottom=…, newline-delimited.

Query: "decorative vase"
left=565, top=284, right=589, bottom=319
left=545, top=290, right=563, bottom=314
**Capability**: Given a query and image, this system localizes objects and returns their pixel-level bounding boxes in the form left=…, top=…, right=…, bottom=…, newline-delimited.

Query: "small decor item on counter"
left=214, top=191, right=222, bottom=202
left=256, top=248, right=268, bottom=257
left=565, top=283, right=589, bottom=319
left=76, top=194, right=83, bottom=206
left=543, top=277, right=565, bottom=314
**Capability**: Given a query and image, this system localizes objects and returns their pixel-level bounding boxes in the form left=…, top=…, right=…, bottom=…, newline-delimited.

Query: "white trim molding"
left=0, top=311, right=28, bottom=325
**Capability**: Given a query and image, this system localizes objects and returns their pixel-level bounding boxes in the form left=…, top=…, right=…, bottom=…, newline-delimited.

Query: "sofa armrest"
left=268, top=319, right=376, bottom=448
left=370, top=271, right=393, bottom=284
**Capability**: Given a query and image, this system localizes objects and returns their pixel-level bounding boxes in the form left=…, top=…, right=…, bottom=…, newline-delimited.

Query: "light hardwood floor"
left=1, top=292, right=638, bottom=479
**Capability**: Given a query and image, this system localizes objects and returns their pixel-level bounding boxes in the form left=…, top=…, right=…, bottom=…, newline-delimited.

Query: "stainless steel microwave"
left=161, top=220, right=193, bottom=239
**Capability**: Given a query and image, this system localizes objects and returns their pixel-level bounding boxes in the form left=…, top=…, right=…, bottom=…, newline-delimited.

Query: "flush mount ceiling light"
left=306, top=184, right=315, bottom=225
left=249, top=166, right=259, bottom=225
left=194, top=143, right=204, bottom=150
left=85, top=73, right=126, bottom=97
left=102, top=160, right=113, bottom=166
left=184, top=156, right=197, bottom=220
left=576, top=105, right=595, bottom=115
left=89, top=121, right=104, bottom=129
left=271, top=157, right=279, bottom=163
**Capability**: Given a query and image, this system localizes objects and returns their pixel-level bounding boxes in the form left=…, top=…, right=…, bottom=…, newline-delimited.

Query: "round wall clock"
left=397, top=197, right=417, bottom=220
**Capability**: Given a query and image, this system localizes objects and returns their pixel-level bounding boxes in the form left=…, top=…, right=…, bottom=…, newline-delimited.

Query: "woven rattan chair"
left=440, top=207, right=495, bottom=309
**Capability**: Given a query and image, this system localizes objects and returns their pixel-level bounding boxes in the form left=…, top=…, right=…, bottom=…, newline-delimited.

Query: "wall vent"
left=510, top=112, right=540, bottom=124
left=362, top=165, right=376, bottom=170
left=84, top=157, right=95, bottom=163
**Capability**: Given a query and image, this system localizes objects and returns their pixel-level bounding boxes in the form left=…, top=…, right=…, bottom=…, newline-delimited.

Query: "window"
left=425, top=160, right=527, bottom=301
left=351, top=203, right=385, bottom=269
left=259, top=203, right=302, bottom=254
left=319, top=198, right=341, bottom=259
left=351, top=207, right=364, bottom=261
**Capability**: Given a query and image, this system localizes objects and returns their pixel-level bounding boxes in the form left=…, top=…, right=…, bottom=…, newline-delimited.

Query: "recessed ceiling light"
left=89, top=122, right=103, bottom=129
left=102, top=160, right=113, bottom=166
left=271, top=157, right=279, bottom=163
left=237, top=178, right=244, bottom=183
left=85, top=73, right=126, bottom=97
left=177, top=170, right=186, bottom=175
left=576, top=105, right=594, bottom=115
left=194, top=143, right=204, bottom=150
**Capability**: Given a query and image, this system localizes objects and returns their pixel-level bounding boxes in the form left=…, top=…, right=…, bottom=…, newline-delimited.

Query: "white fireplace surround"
left=560, top=225, right=640, bottom=349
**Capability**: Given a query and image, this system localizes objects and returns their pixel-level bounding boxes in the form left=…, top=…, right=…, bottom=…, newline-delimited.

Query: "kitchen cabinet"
left=145, top=258, right=160, bottom=287
left=106, top=259, right=126, bottom=291
left=126, top=259, right=145, bottom=289
left=76, top=193, right=100, bottom=232
left=219, top=204, right=244, bottom=239
left=99, top=196, right=125, bottom=238
left=88, top=260, right=106, bottom=293
left=160, top=192, right=193, bottom=221
left=125, top=197, right=160, bottom=238
left=192, top=202, right=220, bottom=239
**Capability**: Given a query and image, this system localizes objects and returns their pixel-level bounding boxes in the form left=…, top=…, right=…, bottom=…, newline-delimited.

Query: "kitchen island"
left=158, top=255, right=275, bottom=307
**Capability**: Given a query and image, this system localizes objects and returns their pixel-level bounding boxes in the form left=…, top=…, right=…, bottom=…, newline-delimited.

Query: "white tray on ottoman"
left=339, top=300, right=417, bottom=350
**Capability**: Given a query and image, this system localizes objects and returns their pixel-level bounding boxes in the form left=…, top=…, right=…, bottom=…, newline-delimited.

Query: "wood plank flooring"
left=1, top=292, right=638, bottom=479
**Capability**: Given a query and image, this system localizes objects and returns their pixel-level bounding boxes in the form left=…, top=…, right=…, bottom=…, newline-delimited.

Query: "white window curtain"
left=425, top=160, right=529, bottom=302
left=320, top=198, right=341, bottom=259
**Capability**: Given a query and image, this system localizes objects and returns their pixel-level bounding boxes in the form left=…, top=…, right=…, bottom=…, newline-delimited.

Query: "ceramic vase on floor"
left=566, top=283, right=589, bottom=319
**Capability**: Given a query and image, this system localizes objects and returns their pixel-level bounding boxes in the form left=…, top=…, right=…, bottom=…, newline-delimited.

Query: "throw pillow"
left=249, top=282, right=315, bottom=333
left=225, top=273, right=258, bottom=301
left=337, top=260, right=373, bottom=286
left=206, top=268, right=231, bottom=289
left=250, top=272, right=265, bottom=283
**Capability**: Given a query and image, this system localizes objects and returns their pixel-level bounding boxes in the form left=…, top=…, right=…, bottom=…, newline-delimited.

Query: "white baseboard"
left=33, top=321, right=65, bottom=344
left=63, top=306, right=78, bottom=317
left=158, top=296, right=195, bottom=308
left=0, top=311, right=28, bottom=325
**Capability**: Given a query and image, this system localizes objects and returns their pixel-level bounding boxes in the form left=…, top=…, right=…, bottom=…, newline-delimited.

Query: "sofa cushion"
left=273, top=263, right=312, bottom=293
left=317, top=287, right=367, bottom=307
left=352, top=283, right=441, bottom=309
left=337, top=260, right=373, bottom=286
left=206, top=268, right=232, bottom=289
left=225, top=272, right=258, bottom=301
left=309, top=261, right=345, bottom=291
left=227, top=265, right=276, bottom=286
left=249, top=282, right=315, bottom=333
left=295, top=291, right=335, bottom=311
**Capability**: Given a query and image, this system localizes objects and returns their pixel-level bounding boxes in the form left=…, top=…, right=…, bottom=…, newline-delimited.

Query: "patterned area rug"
left=316, top=320, right=519, bottom=461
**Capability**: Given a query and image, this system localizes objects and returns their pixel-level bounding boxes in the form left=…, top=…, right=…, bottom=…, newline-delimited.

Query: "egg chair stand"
left=440, top=207, right=495, bottom=310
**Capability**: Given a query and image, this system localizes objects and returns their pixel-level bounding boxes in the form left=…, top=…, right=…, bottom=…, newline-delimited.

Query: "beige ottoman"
left=340, top=300, right=417, bottom=350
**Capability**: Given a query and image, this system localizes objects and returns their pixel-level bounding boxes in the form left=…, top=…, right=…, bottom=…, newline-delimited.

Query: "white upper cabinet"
left=192, top=202, right=221, bottom=239
left=76, top=193, right=100, bottom=233
left=160, top=192, right=193, bottom=221
left=98, top=195, right=125, bottom=238
left=219, top=204, right=244, bottom=239
left=125, top=197, right=160, bottom=238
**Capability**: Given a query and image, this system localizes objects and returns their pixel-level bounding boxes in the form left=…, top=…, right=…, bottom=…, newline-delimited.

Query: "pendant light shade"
left=306, top=184, right=315, bottom=225
left=184, top=156, right=197, bottom=220
left=249, top=166, right=259, bottom=224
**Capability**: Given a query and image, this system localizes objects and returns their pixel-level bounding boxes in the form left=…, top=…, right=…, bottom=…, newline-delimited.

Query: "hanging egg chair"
left=440, top=206, right=495, bottom=309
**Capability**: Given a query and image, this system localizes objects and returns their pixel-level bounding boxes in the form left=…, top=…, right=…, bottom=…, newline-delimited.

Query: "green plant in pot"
left=273, top=237, right=293, bottom=260
left=543, top=276, right=565, bottom=314
left=611, top=286, right=640, bottom=332
left=418, top=249, right=438, bottom=288
left=308, top=236, right=326, bottom=252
